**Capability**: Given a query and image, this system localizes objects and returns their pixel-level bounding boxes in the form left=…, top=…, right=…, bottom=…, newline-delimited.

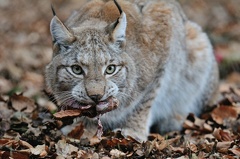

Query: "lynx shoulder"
left=45, top=0, right=219, bottom=141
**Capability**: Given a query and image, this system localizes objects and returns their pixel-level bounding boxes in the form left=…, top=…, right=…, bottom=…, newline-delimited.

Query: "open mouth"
left=61, top=96, right=119, bottom=118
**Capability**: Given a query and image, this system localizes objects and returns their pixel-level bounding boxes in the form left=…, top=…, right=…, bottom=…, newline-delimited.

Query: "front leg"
left=121, top=99, right=153, bottom=142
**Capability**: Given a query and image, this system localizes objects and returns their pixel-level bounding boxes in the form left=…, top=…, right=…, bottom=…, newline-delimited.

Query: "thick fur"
left=45, top=0, right=219, bottom=141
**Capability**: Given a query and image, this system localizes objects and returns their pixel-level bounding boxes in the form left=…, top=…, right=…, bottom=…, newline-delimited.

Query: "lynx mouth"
left=63, top=96, right=119, bottom=118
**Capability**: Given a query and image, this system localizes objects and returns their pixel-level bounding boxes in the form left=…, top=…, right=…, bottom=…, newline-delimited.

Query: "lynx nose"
left=89, top=94, right=102, bottom=103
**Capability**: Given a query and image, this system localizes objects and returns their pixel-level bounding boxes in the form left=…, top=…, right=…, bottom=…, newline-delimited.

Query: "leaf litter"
left=1, top=87, right=239, bottom=158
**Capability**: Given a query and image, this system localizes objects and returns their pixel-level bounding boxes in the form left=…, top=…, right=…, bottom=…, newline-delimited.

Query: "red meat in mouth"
left=54, top=96, right=119, bottom=119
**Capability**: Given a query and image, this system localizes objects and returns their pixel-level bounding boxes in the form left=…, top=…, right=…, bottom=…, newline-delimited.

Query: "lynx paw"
left=118, top=128, right=148, bottom=142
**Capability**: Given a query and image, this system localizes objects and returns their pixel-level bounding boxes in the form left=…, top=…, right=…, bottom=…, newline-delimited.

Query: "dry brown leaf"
left=19, top=140, right=33, bottom=149
left=144, top=139, right=156, bottom=157
left=155, top=136, right=181, bottom=151
left=90, top=135, right=101, bottom=146
left=222, top=155, right=236, bottom=159
left=183, top=120, right=195, bottom=129
left=10, top=94, right=36, bottom=113
left=194, top=116, right=205, bottom=128
left=0, top=139, right=19, bottom=149
left=212, top=128, right=233, bottom=141
left=155, top=140, right=168, bottom=151
left=0, top=151, right=29, bottom=159
left=135, top=149, right=144, bottom=156
left=229, top=146, right=240, bottom=157
left=167, top=135, right=181, bottom=145
left=53, top=109, right=82, bottom=118
left=30, top=144, right=47, bottom=157
left=55, top=140, right=78, bottom=158
left=77, top=150, right=90, bottom=159
left=103, top=137, right=133, bottom=148
left=67, top=122, right=84, bottom=140
left=110, top=149, right=126, bottom=158
left=169, top=145, right=184, bottom=153
left=0, top=139, right=9, bottom=145
left=148, top=133, right=165, bottom=141
left=188, top=143, right=198, bottom=153
left=233, top=87, right=240, bottom=97
left=183, top=113, right=213, bottom=133
left=216, top=141, right=233, bottom=152
left=211, top=105, right=238, bottom=125
left=198, top=140, right=214, bottom=153
left=203, top=123, right=213, bottom=132
left=91, top=153, right=99, bottom=159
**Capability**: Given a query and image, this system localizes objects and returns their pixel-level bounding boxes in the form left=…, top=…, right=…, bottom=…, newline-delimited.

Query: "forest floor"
left=0, top=0, right=240, bottom=158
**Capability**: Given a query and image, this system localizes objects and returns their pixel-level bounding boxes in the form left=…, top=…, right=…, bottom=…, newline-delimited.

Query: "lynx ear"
left=50, top=16, right=75, bottom=47
left=106, top=0, right=127, bottom=48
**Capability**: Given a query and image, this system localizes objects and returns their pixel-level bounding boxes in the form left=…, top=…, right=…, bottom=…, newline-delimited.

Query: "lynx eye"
left=71, top=65, right=83, bottom=75
left=105, top=65, right=116, bottom=75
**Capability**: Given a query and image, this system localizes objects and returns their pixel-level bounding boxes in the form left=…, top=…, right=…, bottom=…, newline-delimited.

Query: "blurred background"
left=0, top=0, right=239, bottom=98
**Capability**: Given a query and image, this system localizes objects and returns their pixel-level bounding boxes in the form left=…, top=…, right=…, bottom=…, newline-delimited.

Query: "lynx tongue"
left=70, top=102, right=92, bottom=110
left=96, top=97, right=119, bottom=115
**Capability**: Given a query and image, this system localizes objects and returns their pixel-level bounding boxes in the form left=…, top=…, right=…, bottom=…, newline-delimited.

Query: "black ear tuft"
left=113, top=0, right=122, bottom=14
left=51, top=4, right=56, bottom=16
left=105, top=0, right=127, bottom=48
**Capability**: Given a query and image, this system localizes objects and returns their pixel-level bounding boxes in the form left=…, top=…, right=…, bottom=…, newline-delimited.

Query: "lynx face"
left=46, top=7, right=135, bottom=117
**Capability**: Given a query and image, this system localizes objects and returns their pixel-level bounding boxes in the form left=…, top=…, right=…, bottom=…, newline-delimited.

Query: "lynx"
left=45, top=0, right=219, bottom=141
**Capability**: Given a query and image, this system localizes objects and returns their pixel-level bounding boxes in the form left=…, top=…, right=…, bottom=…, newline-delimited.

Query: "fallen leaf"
left=90, top=135, right=101, bottom=146
left=216, top=141, right=233, bottom=153
left=110, top=149, right=126, bottom=158
left=55, top=140, right=78, bottom=158
left=10, top=94, right=36, bottom=113
left=0, top=151, right=30, bottom=159
left=30, top=144, right=47, bottom=157
left=222, top=155, right=236, bottom=159
left=203, top=123, right=213, bottom=132
left=135, top=149, right=144, bottom=157
left=67, top=122, right=84, bottom=140
left=212, top=128, right=233, bottom=141
left=148, top=133, right=165, bottom=141
left=211, top=105, right=238, bottom=125
left=188, top=142, right=198, bottom=153
left=77, top=150, right=90, bottom=159
left=19, top=140, right=33, bottom=149
left=229, top=146, right=240, bottom=157
left=169, top=145, right=185, bottom=153
left=53, top=109, right=82, bottom=118
left=216, top=141, right=233, bottom=152
left=155, top=135, right=181, bottom=151
left=183, top=113, right=213, bottom=133
left=183, top=120, right=195, bottom=130
left=198, top=140, right=214, bottom=153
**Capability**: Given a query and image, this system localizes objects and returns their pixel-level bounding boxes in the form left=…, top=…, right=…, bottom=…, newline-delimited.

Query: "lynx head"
left=45, top=0, right=136, bottom=117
